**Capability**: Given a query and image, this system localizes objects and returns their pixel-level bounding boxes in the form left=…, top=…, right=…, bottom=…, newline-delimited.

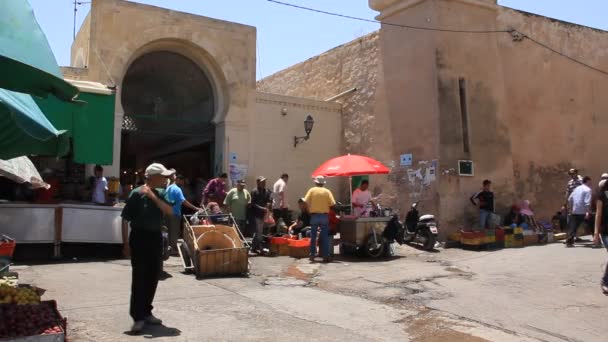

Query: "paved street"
left=16, top=239, right=608, bottom=342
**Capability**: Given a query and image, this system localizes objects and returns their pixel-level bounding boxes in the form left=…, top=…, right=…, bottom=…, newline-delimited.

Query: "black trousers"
left=567, top=214, right=587, bottom=244
left=273, top=208, right=292, bottom=227
left=129, top=229, right=163, bottom=321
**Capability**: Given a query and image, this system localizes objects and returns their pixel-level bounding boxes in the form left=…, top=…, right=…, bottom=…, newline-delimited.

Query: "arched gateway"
left=120, top=51, right=216, bottom=183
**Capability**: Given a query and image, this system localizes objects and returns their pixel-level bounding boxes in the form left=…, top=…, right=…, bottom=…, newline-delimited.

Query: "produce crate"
left=183, top=220, right=249, bottom=278
left=0, top=238, right=16, bottom=258
left=524, top=234, right=539, bottom=246
left=495, top=228, right=505, bottom=242
left=483, top=229, right=496, bottom=244
left=460, top=231, right=485, bottom=246
left=514, top=227, right=524, bottom=235
left=554, top=233, right=567, bottom=241
left=448, top=232, right=462, bottom=242
left=288, top=238, right=311, bottom=258
left=0, top=300, right=66, bottom=342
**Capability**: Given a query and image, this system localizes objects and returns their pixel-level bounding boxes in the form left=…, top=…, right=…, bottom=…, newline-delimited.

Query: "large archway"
left=120, top=51, right=216, bottom=201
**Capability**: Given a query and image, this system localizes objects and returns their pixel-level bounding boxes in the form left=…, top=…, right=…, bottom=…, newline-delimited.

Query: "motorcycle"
left=398, top=202, right=438, bottom=250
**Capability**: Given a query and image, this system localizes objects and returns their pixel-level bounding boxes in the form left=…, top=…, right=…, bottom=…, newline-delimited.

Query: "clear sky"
left=29, top=0, right=608, bottom=80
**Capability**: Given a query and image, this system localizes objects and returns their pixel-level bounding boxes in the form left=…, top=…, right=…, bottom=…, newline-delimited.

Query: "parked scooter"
left=400, top=202, right=438, bottom=250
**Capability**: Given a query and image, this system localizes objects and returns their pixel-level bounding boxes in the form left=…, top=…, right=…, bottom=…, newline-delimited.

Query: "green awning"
left=0, top=89, right=70, bottom=159
left=36, top=81, right=116, bottom=165
left=0, top=0, right=78, bottom=101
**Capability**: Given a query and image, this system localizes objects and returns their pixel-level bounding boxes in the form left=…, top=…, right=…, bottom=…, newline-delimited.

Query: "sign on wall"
left=400, top=153, right=413, bottom=167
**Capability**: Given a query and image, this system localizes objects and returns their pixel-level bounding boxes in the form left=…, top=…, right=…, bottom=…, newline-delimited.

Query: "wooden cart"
left=338, top=216, right=392, bottom=258
left=180, top=215, right=249, bottom=278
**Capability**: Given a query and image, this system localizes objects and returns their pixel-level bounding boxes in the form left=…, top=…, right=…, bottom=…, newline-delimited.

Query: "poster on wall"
left=229, top=163, right=248, bottom=186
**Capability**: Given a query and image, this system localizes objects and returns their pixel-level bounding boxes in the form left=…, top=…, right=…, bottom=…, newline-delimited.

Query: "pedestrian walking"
left=567, top=176, right=592, bottom=247
left=121, top=163, right=175, bottom=333
left=304, top=176, right=336, bottom=263
left=201, top=173, right=228, bottom=206
left=566, top=168, right=583, bottom=205
left=165, top=171, right=200, bottom=253
left=469, top=180, right=495, bottom=231
left=250, top=176, right=272, bottom=254
left=272, top=173, right=290, bottom=229
left=593, top=181, right=608, bottom=295
left=224, top=179, right=251, bottom=234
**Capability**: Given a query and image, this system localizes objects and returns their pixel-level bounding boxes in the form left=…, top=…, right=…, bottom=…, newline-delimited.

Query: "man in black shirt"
left=594, top=182, right=608, bottom=294
left=289, top=198, right=311, bottom=237
left=121, top=163, right=174, bottom=333
left=250, top=176, right=273, bottom=253
left=470, top=180, right=495, bottom=231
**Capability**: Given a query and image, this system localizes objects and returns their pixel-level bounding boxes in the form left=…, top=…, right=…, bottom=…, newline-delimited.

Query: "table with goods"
left=0, top=236, right=68, bottom=341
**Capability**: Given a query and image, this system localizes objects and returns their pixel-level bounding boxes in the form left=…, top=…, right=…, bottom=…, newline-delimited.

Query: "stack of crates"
left=495, top=227, right=505, bottom=249
left=513, top=227, right=524, bottom=247
left=483, top=229, right=499, bottom=250
left=504, top=227, right=524, bottom=248
left=523, top=229, right=539, bottom=246
left=460, top=231, right=485, bottom=247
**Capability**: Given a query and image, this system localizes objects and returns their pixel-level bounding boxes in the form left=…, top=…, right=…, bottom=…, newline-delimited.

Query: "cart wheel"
left=364, top=234, right=386, bottom=258
left=177, top=240, right=194, bottom=274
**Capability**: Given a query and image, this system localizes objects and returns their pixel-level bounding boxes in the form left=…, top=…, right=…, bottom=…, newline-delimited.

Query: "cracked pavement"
left=13, top=239, right=608, bottom=341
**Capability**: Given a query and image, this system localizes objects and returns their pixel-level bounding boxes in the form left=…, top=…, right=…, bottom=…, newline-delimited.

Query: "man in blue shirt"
left=165, top=171, right=200, bottom=253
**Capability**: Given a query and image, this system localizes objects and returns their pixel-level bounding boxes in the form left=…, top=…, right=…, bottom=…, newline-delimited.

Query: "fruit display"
left=0, top=284, right=40, bottom=305
left=0, top=275, right=17, bottom=287
left=0, top=302, right=65, bottom=339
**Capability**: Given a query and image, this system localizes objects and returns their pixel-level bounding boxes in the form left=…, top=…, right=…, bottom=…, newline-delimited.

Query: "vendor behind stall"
left=92, top=165, right=108, bottom=205
left=35, top=169, right=59, bottom=204
left=352, top=180, right=373, bottom=217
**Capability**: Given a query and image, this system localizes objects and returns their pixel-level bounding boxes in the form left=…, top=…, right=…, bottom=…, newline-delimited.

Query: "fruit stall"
left=1, top=237, right=68, bottom=341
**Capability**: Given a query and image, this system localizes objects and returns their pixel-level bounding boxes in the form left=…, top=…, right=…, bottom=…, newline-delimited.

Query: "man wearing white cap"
left=598, top=173, right=608, bottom=189
left=121, top=163, right=174, bottom=333
left=304, top=176, right=336, bottom=262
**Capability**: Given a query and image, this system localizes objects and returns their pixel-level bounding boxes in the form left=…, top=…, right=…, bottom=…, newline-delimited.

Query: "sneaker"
left=602, top=285, right=608, bottom=296
left=130, top=320, right=145, bottom=333
left=145, top=314, right=162, bottom=325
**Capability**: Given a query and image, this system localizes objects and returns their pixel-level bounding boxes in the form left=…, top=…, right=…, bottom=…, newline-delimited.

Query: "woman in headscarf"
left=503, top=203, right=523, bottom=227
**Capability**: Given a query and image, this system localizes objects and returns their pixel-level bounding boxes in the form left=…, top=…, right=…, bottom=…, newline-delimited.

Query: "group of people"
left=563, top=169, right=608, bottom=294
left=119, top=163, right=344, bottom=333
left=468, top=169, right=608, bottom=295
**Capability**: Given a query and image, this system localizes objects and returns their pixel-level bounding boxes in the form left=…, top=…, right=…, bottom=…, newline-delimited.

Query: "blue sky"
left=29, top=0, right=607, bottom=80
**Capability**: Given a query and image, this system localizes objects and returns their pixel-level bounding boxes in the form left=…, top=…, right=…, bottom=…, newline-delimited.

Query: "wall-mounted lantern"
left=294, top=115, right=314, bottom=148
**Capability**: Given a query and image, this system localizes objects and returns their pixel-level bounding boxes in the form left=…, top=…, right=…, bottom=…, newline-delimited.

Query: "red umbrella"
left=312, top=154, right=390, bottom=177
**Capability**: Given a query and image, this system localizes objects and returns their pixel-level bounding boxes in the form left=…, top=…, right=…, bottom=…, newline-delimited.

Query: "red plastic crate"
left=0, top=240, right=15, bottom=258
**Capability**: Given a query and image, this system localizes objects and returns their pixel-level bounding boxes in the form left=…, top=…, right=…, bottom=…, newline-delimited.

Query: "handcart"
left=178, top=212, right=250, bottom=278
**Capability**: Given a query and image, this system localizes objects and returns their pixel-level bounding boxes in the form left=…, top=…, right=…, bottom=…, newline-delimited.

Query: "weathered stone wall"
left=258, top=31, right=379, bottom=155
left=257, top=32, right=398, bottom=203
left=497, top=8, right=608, bottom=219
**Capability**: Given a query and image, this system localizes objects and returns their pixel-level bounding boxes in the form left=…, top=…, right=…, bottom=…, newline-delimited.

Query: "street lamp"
left=294, top=115, right=315, bottom=148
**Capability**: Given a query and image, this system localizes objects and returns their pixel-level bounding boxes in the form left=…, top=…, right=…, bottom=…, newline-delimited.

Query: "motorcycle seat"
left=419, top=214, right=435, bottom=222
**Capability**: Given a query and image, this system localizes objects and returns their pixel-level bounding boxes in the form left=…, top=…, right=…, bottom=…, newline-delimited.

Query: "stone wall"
left=258, top=31, right=379, bottom=155
left=252, top=92, right=343, bottom=208
left=257, top=32, right=397, bottom=202
left=497, top=8, right=608, bottom=217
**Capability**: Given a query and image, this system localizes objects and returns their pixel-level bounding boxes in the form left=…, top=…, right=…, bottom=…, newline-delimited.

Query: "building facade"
left=67, top=0, right=343, bottom=208
left=260, top=0, right=608, bottom=233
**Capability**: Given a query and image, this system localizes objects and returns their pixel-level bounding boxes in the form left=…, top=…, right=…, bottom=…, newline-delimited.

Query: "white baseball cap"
left=145, top=163, right=175, bottom=177
left=313, top=175, right=326, bottom=185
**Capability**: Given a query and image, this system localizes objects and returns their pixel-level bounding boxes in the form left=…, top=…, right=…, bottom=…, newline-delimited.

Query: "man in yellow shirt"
left=304, top=176, right=336, bottom=262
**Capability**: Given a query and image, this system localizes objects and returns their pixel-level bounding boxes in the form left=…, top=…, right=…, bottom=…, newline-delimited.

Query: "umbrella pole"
left=349, top=176, right=353, bottom=215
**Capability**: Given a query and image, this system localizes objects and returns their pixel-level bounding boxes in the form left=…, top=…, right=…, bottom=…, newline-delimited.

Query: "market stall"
left=311, top=154, right=393, bottom=258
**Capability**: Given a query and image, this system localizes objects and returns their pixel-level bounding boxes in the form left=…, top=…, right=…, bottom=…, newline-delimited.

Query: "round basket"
left=196, top=231, right=236, bottom=251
